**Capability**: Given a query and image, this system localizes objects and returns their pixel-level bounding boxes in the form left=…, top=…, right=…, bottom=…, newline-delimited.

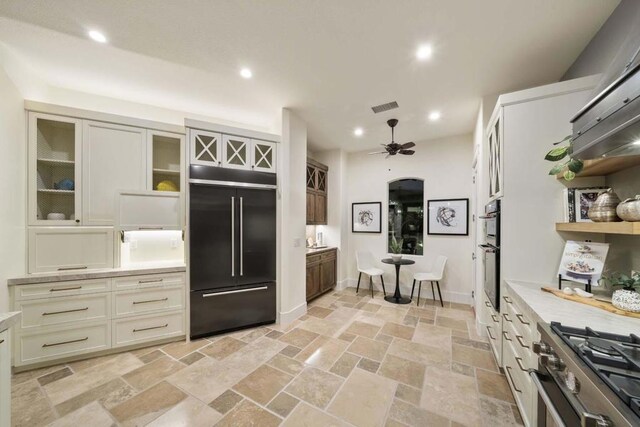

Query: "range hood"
left=571, top=44, right=640, bottom=160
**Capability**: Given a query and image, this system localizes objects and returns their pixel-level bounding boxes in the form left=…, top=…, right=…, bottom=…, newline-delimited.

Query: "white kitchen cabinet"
left=117, top=191, right=182, bottom=230
left=190, top=129, right=222, bottom=167
left=28, top=227, right=114, bottom=273
left=251, top=139, right=277, bottom=173
left=0, top=330, right=9, bottom=427
left=28, top=113, right=82, bottom=226
left=222, top=134, right=251, bottom=170
left=148, top=131, right=184, bottom=192
left=82, top=121, right=147, bottom=225
left=487, top=111, right=503, bottom=200
left=112, top=310, right=184, bottom=348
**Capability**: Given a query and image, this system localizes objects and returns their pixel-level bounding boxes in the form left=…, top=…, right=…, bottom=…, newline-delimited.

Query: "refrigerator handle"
left=240, top=197, right=244, bottom=276
left=231, top=196, right=235, bottom=277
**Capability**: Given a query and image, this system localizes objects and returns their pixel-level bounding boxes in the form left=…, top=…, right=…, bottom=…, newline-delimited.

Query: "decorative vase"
left=391, top=254, right=403, bottom=262
left=588, top=189, right=622, bottom=222
left=611, top=289, right=640, bottom=313
left=616, top=195, right=640, bottom=222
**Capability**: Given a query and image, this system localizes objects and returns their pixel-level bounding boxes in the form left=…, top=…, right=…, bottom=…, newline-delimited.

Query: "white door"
left=28, top=113, right=82, bottom=226
left=222, top=135, right=251, bottom=170
left=190, top=129, right=221, bottom=167
left=251, top=140, right=277, bottom=173
left=83, top=121, right=147, bottom=226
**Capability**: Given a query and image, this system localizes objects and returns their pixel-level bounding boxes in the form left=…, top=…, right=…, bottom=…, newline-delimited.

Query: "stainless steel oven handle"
left=530, top=370, right=567, bottom=427
left=203, top=286, right=268, bottom=298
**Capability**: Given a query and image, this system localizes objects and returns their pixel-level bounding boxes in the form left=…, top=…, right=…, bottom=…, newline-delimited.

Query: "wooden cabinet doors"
left=306, top=250, right=337, bottom=301
left=314, top=194, right=327, bottom=224
left=306, top=159, right=328, bottom=225
left=82, top=121, right=147, bottom=226
left=306, top=261, right=321, bottom=299
left=320, top=255, right=336, bottom=292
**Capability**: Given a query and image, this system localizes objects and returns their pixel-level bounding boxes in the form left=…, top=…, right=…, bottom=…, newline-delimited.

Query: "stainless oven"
left=479, top=199, right=500, bottom=311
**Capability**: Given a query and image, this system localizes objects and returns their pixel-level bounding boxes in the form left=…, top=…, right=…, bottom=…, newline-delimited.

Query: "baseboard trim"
left=278, top=301, right=307, bottom=325
left=341, top=278, right=473, bottom=305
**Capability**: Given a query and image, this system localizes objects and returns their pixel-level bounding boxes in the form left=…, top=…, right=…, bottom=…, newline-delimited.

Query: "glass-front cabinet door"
left=28, top=112, right=82, bottom=225
left=251, top=140, right=276, bottom=173
left=190, top=130, right=221, bottom=167
left=222, top=135, right=250, bottom=170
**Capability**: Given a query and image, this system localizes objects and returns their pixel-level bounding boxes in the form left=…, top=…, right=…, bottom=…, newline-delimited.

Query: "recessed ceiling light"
left=428, top=111, right=441, bottom=121
left=240, top=68, right=253, bottom=79
left=88, top=30, right=107, bottom=43
left=416, top=44, right=433, bottom=61
left=354, top=127, right=364, bottom=137
left=633, top=139, right=640, bottom=146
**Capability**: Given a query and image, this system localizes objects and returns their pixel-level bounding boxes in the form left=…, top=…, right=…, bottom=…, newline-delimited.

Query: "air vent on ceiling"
left=371, top=101, right=399, bottom=114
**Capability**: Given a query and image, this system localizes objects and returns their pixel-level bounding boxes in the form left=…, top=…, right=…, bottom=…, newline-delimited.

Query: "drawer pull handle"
left=516, top=335, right=529, bottom=349
left=50, top=286, right=82, bottom=292
left=490, top=314, right=499, bottom=323
left=503, top=313, right=512, bottom=322
left=133, top=298, right=169, bottom=305
left=515, top=356, right=528, bottom=372
left=133, top=324, right=168, bottom=333
left=485, top=301, right=491, bottom=307
left=43, top=307, right=89, bottom=316
left=505, top=367, right=522, bottom=393
left=138, top=227, right=164, bottom=230
left=515, top=314, right=530, bottom=325
left=502, top=331, right=512, bottom=341
left=42, top=337, right=88, bottom=348
left=57, top=266, right=88, bottom=271
left=486, top=326, right=496, bottom=340
left=203, top=286, right=268, bottom=298
left=138, top=279, right=164, bottom=284
left=503, top=296, right=512, bottom=304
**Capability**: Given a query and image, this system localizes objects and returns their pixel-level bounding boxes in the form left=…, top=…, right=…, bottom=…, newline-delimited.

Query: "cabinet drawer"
left=17, top=293, right=110, bottom=330
left=503, top=295, right=533, bottom=343
left=503, top=337, right=534, bottom=427
left=113, top=311, right=184, bottom=347
left=321, top=250, right=336, bottom=261
left=114, top=286, right=184, bottom=318
left=28, top=227, right=114, bottom=273
left=14, top=278, right=111, bottom=301
left=113, top=273, right=185, bottom=290
left=307, top=254, right=321, bottom=264
left=17, top=322, right=110, bottom=366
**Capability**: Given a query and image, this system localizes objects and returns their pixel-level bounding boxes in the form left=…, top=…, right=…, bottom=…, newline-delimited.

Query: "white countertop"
left=7, top=263, right=186, bottom=286
left=306, top=246, right=337, bottom=255
left=505, top=280, right=640, bottom=336
left=0, top=311, right=21, bottom=333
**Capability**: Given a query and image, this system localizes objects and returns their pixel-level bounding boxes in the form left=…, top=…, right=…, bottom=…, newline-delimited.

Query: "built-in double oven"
left=479, top=199, right=500, bottom=311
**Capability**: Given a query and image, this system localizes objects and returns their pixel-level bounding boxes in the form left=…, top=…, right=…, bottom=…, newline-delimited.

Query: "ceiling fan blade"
left=368, top=151, right=387, bottom=155
left=385, top=153, right=391, bottom=159
left=400, top=142, right=415, bottom=149
left=399, top=150, right=415, bottom=155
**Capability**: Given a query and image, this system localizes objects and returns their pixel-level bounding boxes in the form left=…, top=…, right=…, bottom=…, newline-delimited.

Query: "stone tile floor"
left=11, top=289, right=523, bottom=427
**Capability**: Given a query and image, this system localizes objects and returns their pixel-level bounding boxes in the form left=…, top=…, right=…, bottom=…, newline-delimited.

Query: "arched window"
left=388, top=178, right=424, bottom=255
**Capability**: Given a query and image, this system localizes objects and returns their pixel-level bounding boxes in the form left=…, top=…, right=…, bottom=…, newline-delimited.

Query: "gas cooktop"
left=550, top=322, right=640, bottom=418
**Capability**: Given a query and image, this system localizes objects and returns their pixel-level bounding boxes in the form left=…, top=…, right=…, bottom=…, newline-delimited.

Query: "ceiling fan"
left=369, top=119, right=415, bottom=158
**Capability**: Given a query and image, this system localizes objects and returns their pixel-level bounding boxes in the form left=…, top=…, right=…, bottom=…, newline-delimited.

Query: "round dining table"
left=381, top=258, right=415, bottom=304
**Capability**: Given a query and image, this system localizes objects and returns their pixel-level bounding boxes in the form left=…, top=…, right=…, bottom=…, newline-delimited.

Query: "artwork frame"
left=427, top=198, right=469, bottom=236
left=574, top=188, right=608, bottom=223
left=352, top=202, right=382, bottom=233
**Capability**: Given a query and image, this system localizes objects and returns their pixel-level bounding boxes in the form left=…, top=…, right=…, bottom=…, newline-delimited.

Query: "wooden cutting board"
left=541, top=287, right=640, bottom=319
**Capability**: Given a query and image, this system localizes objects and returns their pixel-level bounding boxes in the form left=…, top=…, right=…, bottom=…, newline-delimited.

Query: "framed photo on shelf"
left=574, top=188, right=608, bottom=223
left=427, top=198, right=469, bottom=236
left=352, top=202, right=382, bottom=233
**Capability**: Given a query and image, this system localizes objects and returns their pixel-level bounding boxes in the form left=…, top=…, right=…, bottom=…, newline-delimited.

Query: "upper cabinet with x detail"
left=190, top=129, right=276, bottom=174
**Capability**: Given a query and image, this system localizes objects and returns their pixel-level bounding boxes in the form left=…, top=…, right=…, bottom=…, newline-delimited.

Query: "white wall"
left=311, top=149, right=349, bottom=283
left=0, top=65, right=26, bottom=312
left=472, top=103, right=486, bottom=319
left=278, top=109, right=308, bottom=322
left=345, top=134, right=475, bottom=304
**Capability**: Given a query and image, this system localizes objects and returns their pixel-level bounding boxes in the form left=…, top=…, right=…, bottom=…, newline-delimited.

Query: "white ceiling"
left=0, top=0, right=619, bottom=151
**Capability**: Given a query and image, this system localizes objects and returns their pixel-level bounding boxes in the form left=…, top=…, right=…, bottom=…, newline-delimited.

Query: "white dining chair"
left=411, top=255, right=447, bottom=306
left=355, top=251, right=386, bottom=298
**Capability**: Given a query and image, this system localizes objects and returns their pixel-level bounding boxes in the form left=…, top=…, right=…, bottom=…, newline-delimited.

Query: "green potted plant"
left=601, top=272, right=640, bottom=313
left=389, top=235, right=404, bottom=262
left=544, top=135, right=583, bottom=181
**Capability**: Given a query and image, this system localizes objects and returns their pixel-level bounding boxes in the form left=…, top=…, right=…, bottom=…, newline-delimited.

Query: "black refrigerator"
left=189, top=169, right=277, bottom=338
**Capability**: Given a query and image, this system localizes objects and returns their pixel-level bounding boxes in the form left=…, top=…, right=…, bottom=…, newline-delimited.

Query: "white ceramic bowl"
left=47, top=213, right=66, bottom=220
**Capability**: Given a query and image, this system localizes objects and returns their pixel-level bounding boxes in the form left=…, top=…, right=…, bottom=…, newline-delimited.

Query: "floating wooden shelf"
left=556, top=155, right=640, bottom=179
left=152, top=168, right=180, bottom=176
left=556, top=221, right=640, bottom=235
left=37, top=189, right=74, bottom=195
left=37, top=158, right=75, bottom=166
